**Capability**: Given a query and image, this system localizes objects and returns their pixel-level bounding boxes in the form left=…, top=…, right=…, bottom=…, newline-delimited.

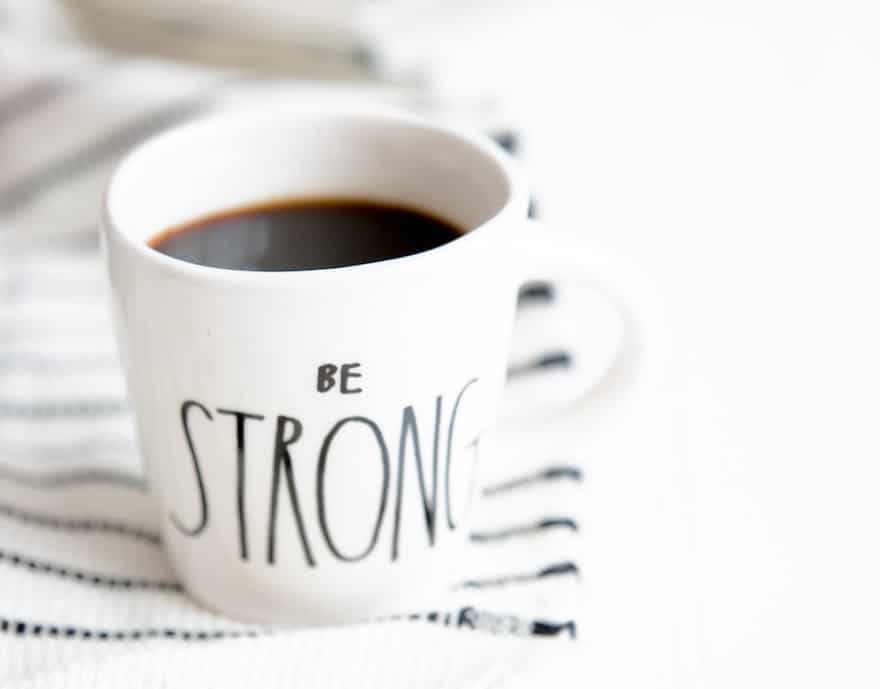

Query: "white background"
left=500, top=1, right=880, bottom=687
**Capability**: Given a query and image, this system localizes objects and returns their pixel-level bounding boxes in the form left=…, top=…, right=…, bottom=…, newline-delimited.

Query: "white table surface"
left=498, top=1, right=880, bottom=687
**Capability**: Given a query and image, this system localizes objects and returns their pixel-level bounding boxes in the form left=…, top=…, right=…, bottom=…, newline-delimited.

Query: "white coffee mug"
left=103, top=107, right=643, bottom=625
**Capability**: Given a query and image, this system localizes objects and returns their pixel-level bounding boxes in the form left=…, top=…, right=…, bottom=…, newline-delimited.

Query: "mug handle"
left=501, top=219, right=654, bottom=420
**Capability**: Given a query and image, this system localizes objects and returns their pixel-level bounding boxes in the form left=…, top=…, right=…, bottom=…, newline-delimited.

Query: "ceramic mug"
left=102, top=108, right=642, bottom=625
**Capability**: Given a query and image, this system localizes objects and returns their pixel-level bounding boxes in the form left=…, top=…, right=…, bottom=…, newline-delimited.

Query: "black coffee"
left=148, top=198, right=463, bottom=271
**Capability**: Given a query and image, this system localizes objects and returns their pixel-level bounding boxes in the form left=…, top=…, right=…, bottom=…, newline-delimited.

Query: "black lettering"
left=171, top=400, right=212, bottom=537
left=340, top=363, right=362, bottom=394
left=216, top=409, right=264, bottom=561
left=267, top=415, right=314, bottom=566
left=317, top=364, right=337, bottom=392
left=445, top=378, right=479, bottom=530
left=317, top=416, right=389, bottom=562
left=457, top=606, right=477, bottom=629
left=391, top=397, right=441, bottom=560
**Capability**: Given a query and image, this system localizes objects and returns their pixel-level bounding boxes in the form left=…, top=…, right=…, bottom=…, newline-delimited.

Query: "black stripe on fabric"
left=517, top=281, right=555, bottom=305
left=0, top=458, right=578, bottom=503
left=0, top=616, right=260, bottom=641
left=484, top=130, right=539, bottom=217
left=455, top=561, right=580, bottom=589
left=482, top=465, right=583, bottom=497
left=0, top=500, right=159, bottom=545
left=528, top=197, right=539, bottom=218
left=0, top=77, right=71, bottom=127
left=0, top=548, right=180, bottom=591
left=381, top=606, right=577, bottom=639
left=0, top=463, right=147, bottom=491
left=530, top=619, right=577, bottom=639
left=0, top=91, right=217, bottom=213
left=0, top=399, right=127, bottom=418
left=506, top=351, right=572, bottom=378
left=0, top=543, right=577, bottom=600
left=0, top=608, right=577, bottom=641
left=469, top=517, right=579, bottom=543
left=489, top=130, right=519, bottom=156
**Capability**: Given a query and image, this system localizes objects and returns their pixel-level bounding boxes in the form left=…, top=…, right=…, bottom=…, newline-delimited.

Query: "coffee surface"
left=148, top=198, right=463, bottom=271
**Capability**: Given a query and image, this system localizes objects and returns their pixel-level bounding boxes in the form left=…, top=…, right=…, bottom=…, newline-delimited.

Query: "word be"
left=316, top=362, right=362, bottom=393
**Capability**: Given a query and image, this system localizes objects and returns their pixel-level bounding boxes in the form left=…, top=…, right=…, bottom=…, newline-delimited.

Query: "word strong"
left=171, top=377, right=480, bottom=567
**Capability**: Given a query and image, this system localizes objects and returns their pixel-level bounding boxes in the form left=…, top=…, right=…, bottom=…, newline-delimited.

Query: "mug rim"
left=102, top=106, right=528, bottom=285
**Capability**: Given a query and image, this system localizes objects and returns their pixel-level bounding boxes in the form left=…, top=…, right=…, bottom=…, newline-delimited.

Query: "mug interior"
left=105, top=110, right=514, bottom=248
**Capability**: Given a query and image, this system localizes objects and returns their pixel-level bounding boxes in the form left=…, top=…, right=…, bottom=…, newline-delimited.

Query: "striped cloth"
left=0, top=40, right=587, bottom=689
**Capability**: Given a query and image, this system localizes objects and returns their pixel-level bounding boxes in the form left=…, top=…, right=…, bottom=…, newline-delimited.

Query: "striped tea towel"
left=0, top=39, right=587, bottom=689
